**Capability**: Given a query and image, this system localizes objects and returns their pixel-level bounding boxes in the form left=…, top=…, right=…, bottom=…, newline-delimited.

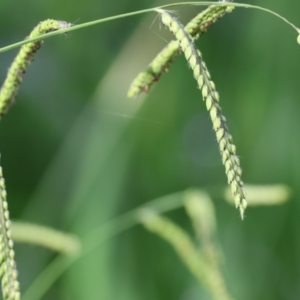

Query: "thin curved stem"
left=22, top=183, right=290, bottom=300
left=22, top=191, right=184, bottom=300
left=0, top=2, right=298, bottom=54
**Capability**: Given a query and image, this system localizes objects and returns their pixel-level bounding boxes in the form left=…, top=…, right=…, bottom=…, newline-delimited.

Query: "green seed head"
left=0, top=19, right=71, bottom=117
left=128, top=5, right=233, bottom=98
left=157, top=8, right=247, bottom=219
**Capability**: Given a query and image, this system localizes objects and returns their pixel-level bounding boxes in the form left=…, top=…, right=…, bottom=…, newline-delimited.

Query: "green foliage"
left=0, top=1, right=299, bottom=300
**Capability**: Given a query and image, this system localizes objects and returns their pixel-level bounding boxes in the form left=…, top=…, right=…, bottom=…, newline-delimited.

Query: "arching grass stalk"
left=0, top=20, right=71, bottom=117
left=22, top=192, right=185, bottom=300
left=0, top=2, right=298, bottom=55
left=22, top=184, right=290, bottom=300
left=0, top=3, right=298, bottom=119
left=157, top=8, right=247, bottom=218
left=127, top=4, right=235, bottom=98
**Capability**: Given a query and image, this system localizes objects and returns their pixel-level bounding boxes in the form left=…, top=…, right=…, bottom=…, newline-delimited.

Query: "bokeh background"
left=0, top=0, right=300, bottom=299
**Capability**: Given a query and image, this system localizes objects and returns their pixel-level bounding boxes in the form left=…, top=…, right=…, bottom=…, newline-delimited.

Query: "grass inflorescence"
left=156, top=8, right=247, bottom=219
left=127, top=4, right=234, bottom=98
left=0, top=3, right=298, bottom=298
left=0, top=19, right=71, bottom=300
left=0, top=164, right=20, bottom=300
left=0, top=19, right=71, bottom=117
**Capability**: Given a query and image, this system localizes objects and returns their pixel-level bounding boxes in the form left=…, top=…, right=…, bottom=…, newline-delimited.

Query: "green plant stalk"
left=22, top=192, right=184, bottom=300
left=22, top=184, right=290, bottom=300
left=0, top=164, right=20, bottom=300
left=141, top=209, right=234, bottom=300
left=0, top=19, right=71, bottom=117
left=157, top=8, right=247, bottom=218
left=127, top=4, right=235, bottom=98
left=0, top=2, right=298, bottom=55
left=0, top=3, right=297, bottom=118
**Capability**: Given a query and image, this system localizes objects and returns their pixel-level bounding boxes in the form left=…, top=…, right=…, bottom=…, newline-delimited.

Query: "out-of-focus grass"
left=0, top=0, right=300, bottom=299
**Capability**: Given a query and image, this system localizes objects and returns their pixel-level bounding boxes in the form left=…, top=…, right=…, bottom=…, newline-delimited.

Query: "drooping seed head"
left=128, top=5, right=235, bottom=98
left=157, top=9, right=247, bottom=219
left=0, top=19, right=71, bottom=117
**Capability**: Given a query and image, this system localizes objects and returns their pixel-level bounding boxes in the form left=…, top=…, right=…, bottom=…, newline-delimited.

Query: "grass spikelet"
left=127, top=4, right=234, bottom=98
left=157, top=8, right=247, bottom=219
left=185, top=4, right=234, bottom=39
left=0, top=163, right=20, bottom=300
left=0, top=19, right=72, bottom=118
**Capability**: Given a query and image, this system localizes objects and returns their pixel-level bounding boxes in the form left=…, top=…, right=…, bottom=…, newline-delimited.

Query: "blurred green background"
left=0, top=0, right=300, bottom=299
